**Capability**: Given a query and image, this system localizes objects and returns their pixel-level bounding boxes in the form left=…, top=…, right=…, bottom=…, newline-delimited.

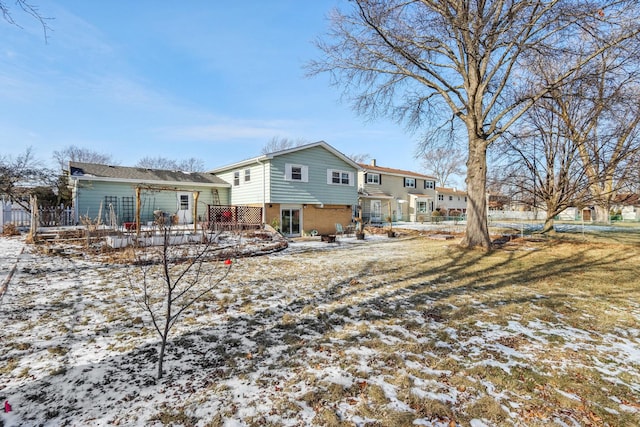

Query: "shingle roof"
left=358, top=163, right=436, bottom=180
left=69, top=162, right=228, bottom=186
left=436, top=186, right=467, bottom=195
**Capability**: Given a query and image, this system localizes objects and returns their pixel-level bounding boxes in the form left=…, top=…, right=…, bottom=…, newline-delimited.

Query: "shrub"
left=2, top=223, right=20, bottom=236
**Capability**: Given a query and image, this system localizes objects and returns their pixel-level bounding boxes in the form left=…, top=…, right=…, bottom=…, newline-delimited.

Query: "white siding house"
left=357, top=160, right=437, bottom=223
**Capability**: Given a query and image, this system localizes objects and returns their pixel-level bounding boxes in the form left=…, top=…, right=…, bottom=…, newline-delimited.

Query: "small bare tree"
left=135, top=157, right=205, bottom=172
left=53, top=145, right=117, bottom=171
left=498, top=101, right=592, bottom=234
left=261, top=136, right=308, bottom=154
left=0, top=148, right=52, bottom=211
left=128, top=222, right=235, bottom=379
left=419, top=145, right=466, bottom=188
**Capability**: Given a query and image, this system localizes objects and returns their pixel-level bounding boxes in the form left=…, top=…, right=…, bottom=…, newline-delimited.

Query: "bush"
left=2, top=223, right=20, bottom=236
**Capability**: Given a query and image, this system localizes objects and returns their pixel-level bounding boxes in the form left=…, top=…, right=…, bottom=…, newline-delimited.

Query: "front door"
left=177, top=192, right=192, bottom=224
left=370, top=200, right=382, bottom=222
left=281, top=206, right=301, bottom=237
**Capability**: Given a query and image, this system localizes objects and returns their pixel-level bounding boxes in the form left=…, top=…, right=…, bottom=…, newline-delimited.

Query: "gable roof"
left=209, top=141, right=361, bottom=172
left=358, top=162, right=436, bottom=180
left=436, top=186, right=467, bottom=195
left=69, top=162, right=229, bottom=187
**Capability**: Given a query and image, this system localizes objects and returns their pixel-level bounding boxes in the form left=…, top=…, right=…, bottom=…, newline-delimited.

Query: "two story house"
left=210, top=141, right=360, bottom=237
left=435, top=187, right=468, bottom=216
left=357, top=160, right=437, bottom=223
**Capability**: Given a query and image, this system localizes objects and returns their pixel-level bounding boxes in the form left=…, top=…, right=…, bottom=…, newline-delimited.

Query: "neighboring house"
left=357, top=160, right=437, bottom=223
left=611, top=193, right=640, bottom=221
left=435, top=187, right=468, bottom=216
left=68, top=162, right=230, bottom=227
left=210, top=141, right=360, bottom=237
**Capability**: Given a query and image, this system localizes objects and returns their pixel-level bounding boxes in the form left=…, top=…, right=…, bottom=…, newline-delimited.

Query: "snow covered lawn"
left=1, top=230, right=639, bottom=426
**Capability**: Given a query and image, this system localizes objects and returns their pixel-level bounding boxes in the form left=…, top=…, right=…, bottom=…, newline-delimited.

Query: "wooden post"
left=30, top=195, right=38, bottom=239
left=135, top=187, right=141, bottom=237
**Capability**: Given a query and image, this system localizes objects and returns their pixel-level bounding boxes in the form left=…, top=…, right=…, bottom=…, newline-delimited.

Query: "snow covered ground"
left=1, top=225, right=639, bottom=426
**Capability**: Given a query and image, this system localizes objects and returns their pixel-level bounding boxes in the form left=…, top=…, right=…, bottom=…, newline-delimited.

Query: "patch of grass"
left=47, top=346, right=68, bottom=356
left=148, top=408, right=198, bottom=427
left=0, top=358, right=19, bottom=374
left=464, top=395, right=509, bottom=424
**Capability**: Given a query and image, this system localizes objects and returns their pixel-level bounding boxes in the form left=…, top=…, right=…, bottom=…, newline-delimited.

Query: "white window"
left=417, top=201, right=428, bottom=213
left=424, top=180, right=434, bottom=189
left=449, top=195, right=453, bottom=201
left=285, top=164, right=308, bottom=182
left=366, top=173, right=380, bottom=184
left=244, top=169, right=251, bottom=182
left=438, top=194, right=444, bottom=201
left=233, top=171, right=240, bottom=186
left=404, top=177, right=416, bottom=188
left=179, top=194, right=189, bottom=210
left=327, top=169, right=354, bottom=186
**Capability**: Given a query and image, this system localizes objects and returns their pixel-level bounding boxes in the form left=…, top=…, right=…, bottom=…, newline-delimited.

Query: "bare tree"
left=135, top=156, right=205, bottom=172
left=1, top=0, right=51, bottom=41
left=0, top=148, right=52, bottom=211
left=348, top=153, right=370, bottom=164
left=308, top=1, right=640, bottom=249
left=499, top=99, right=592, bottom=233
left=53, top=145, right=116, bottom=172
left=176, top=157, right=205, bottom=172
left=568, top=54, right=640, bottom=223
left=261, top=137, right=307, bottom=155
left=420, top=145, right=466, bottom=188
left=129, top=223, right=234, bottom=379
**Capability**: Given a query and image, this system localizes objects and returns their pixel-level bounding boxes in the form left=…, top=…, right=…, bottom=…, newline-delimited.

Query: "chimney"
left=370, top=159, right=377, bottom=167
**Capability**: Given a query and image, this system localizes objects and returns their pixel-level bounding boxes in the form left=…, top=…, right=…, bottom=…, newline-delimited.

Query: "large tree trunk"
left=460, top=137, right=492, bottom=250
left=594, top=204, right=610, bottom=224
left=539, top=215, right=556, bottom=234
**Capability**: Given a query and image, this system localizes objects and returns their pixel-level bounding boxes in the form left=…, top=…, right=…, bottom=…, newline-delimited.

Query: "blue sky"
left=0, top=1, right=428, bottom=173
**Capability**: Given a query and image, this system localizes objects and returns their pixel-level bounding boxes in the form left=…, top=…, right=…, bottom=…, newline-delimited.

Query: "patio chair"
left=335, top=223, right=344, bottom=237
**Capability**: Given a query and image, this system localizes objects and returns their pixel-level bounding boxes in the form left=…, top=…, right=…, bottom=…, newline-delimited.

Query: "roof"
left=209, top=141, right=361, bottom=173
left=436, top=186, right=467, bottom=195
left=358, top=163, right=436, bottom=180
left=68, top=162, right=229, bottom=186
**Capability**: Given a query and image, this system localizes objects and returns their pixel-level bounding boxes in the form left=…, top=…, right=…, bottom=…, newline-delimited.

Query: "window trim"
left=327, top=169, right=354, bottom=186
left=366, top=173, right=380, bottom=185
left=233, top=171, right=240, bottom=186
left=404, top=177, right=416, bottom=188
left=284, top=163, right=309, bottom=182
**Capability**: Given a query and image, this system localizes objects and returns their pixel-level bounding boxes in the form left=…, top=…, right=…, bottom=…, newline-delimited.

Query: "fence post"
left=0, top=201, right=7, bottom=228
